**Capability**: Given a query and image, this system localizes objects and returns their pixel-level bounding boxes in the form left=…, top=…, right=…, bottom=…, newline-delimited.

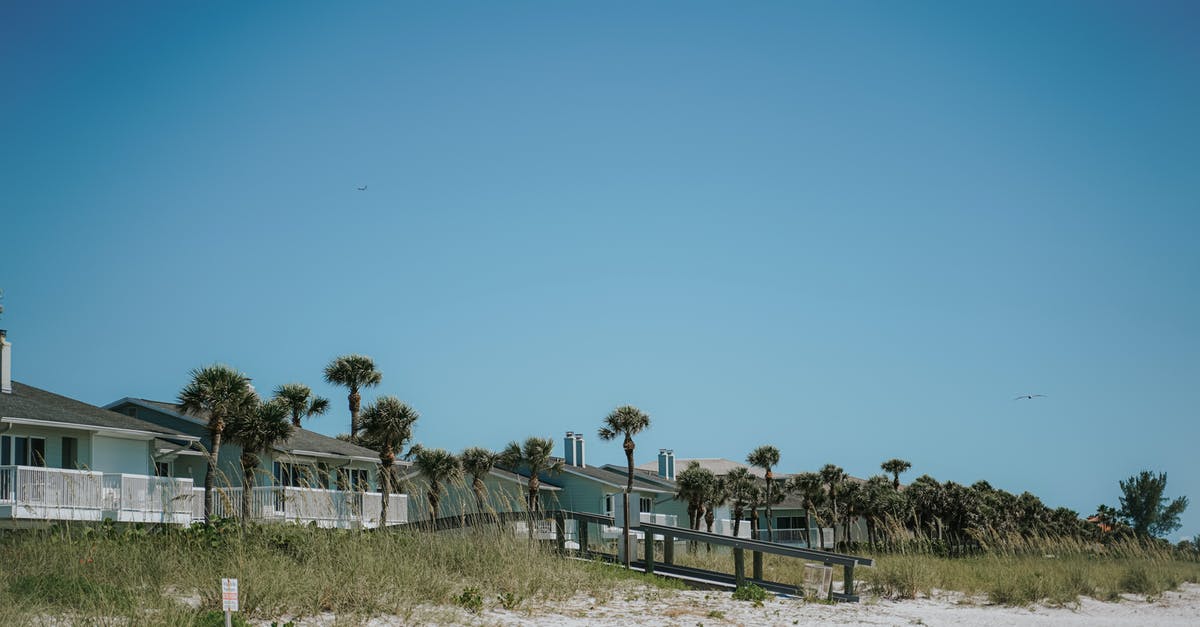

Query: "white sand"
left=264, top=582, right=1200, bottom=626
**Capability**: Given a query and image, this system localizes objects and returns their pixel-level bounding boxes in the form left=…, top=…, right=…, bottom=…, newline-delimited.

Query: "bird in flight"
left=1013, top=394, right=1047, bottom=400
left=357, top=185, right=368, bottom=191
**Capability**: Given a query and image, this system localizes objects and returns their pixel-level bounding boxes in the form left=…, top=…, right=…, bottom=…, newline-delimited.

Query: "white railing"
left=714, top=518, right=753, bottom=538
left=638, top=512, right=679, bottom=527
left=100, top=474, right=194, bottom=523
left=0, top=465, right=105, bottom=521
left=191, top=486, right=407, bottom=528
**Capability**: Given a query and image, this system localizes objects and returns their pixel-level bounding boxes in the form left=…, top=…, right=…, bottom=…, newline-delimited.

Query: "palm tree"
left=703, top=476, right=728, bottom=535
left=272, top=383, right=331, bottom=427
left=411, top=446, right=461, bottom=523
left=359, top=396, right=419, bottom=526
left=178, top=364, right=256, bottom=521
left=675, top=461, right=715, bottom=531
left=790, top=471, right=826, bottom=547
left=225, top=397, right=294, bottom=524
left=323, top=355, right=382, bottom=442
left=461, top=446, right=499, bottom=516
left=499, top=437, right=563, bottom=514
left=597, top=405, right=651, bottom=569
left=746, top=445, right=781, bottom=541
left=881, top=458, right=912, bottom=491
left=819, top=464, right=847, bottom=548
left=724, top=467, right=755, bottom=537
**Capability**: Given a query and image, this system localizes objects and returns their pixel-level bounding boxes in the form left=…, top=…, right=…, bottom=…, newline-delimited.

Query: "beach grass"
left=668, top=533, right=1200, bottom=606
left=0, top=521, right=677, bottom=626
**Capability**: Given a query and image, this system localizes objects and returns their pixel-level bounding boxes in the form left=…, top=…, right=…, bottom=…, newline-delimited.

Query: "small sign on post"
left=221, top=578, right=238, bottom=627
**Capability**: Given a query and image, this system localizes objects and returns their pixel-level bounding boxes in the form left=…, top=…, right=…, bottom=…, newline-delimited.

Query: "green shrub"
left=496, top=591, right=523, bottom=610
left=455, top=586, right=484, bottom=613
left=1119, top=565, right=1161, bottom=595
left=731, top=583, right=768, bottom=606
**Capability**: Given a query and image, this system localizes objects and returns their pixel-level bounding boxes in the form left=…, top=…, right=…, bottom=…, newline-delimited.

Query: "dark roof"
left=0, top=382, right=194, bottom=439
left=119, top=398, right=382, bottom=460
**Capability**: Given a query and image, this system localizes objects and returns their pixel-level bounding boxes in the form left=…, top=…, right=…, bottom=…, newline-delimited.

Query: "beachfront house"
left=0, top=331, right=198, bottom=526
left=539, top=432, right=688, bottom=542
left=104, top=397, right=407, bottom=528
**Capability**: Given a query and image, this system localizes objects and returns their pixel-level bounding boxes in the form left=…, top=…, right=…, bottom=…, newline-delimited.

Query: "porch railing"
left=0, top=465, right=104, bottom=515
left=101, top=474, right=194, bottom=520
left=192, top=486, right=407, bottom=527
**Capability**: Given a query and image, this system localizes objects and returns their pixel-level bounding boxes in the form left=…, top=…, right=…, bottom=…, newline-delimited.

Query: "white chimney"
left=574, top=433, right=585, bottom=468
left=563, top=431, right=576, bottom=466
left=0, top=330, right=10, bottom=394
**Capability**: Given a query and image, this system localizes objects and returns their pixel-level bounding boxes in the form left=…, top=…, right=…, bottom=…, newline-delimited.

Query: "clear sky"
left=2, top=2, right=1197, bottom=539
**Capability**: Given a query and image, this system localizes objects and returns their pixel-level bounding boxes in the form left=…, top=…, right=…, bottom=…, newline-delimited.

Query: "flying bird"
left=1013, top=394, right=1047, bottom=400
left=357, top=185, right=368, bottom=191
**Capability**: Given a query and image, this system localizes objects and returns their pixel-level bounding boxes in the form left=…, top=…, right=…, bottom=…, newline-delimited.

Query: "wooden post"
left=578, top=519, right=589, bottom=555
left=734, top=547, right=745, bottom=587
left=843, top=562, right=855, bottom=597
left=644, top=532, right=655, bottom=575
left=824, top=562, right=834, bottom=601
left=752, top=551, right=763, bottom=580
left=663, top=535, right=674, bottom=565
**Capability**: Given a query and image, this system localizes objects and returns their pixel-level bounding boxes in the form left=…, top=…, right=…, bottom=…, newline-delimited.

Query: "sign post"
left=221, top=578, right=238, bottom=627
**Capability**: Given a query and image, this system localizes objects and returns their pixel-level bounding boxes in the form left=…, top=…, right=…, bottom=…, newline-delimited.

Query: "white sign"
left=221, top=578, right=239, bottom=612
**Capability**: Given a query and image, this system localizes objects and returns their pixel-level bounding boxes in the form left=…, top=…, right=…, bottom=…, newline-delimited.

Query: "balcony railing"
left=0, top=465, right=192, bottom=524
left=191, top=486, right=408, bottom=528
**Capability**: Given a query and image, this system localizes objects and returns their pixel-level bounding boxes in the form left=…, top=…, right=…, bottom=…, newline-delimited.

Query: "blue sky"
left=2, top=1, right=1197, bottom=539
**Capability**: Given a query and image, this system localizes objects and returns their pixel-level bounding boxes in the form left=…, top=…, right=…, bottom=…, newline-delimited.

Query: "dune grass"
left=0, top=520, right=677, bottom=626
left=668, top=533, right=1200, bottom=607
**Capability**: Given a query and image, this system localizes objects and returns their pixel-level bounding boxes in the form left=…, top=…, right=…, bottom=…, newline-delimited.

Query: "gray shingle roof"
left=130, top=399, right=382, bottom=460
left=551, top=462, right=675, bottom=493
left=0, top=382, right=194, bottom=439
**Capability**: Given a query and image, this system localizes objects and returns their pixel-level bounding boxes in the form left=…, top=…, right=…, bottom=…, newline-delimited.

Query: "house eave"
left=1, top=416, right=199, bottom=442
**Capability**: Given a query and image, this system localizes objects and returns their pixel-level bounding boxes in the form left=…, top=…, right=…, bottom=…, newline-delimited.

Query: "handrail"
left=638, top=522, right=873, bottom=567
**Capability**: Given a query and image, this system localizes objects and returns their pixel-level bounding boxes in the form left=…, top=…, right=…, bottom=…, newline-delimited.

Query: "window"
left=639, top=497, right=652, bottom=513
left=604, top=494, right=614, bottom=516
left=335, top=468, right=369, bottom=491
left=776, top=516, right=806, bottom=530
left=155, top=462, right=171, bottom=477
left=1, top=436, right=46, bottom=467
left=62, top=437, right=78, bottom=469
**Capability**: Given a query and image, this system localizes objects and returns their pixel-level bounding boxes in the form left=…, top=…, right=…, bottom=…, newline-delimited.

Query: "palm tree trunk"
left=241, top=459, right=254, bottom=525
left=348, top=387, right=361, bottom=442
left=622, top=438, right=634, bottom=569
left=733, top=504, right=743, bottom=536
left=428, top=488, right=440, bottom=523
left=205, top=422, right=223, bottom=522
left=380, top=459, right=391, bottom=527
left=473, top=477, right=486, bottom=514
left=765, top=469, right=773, bottom=542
